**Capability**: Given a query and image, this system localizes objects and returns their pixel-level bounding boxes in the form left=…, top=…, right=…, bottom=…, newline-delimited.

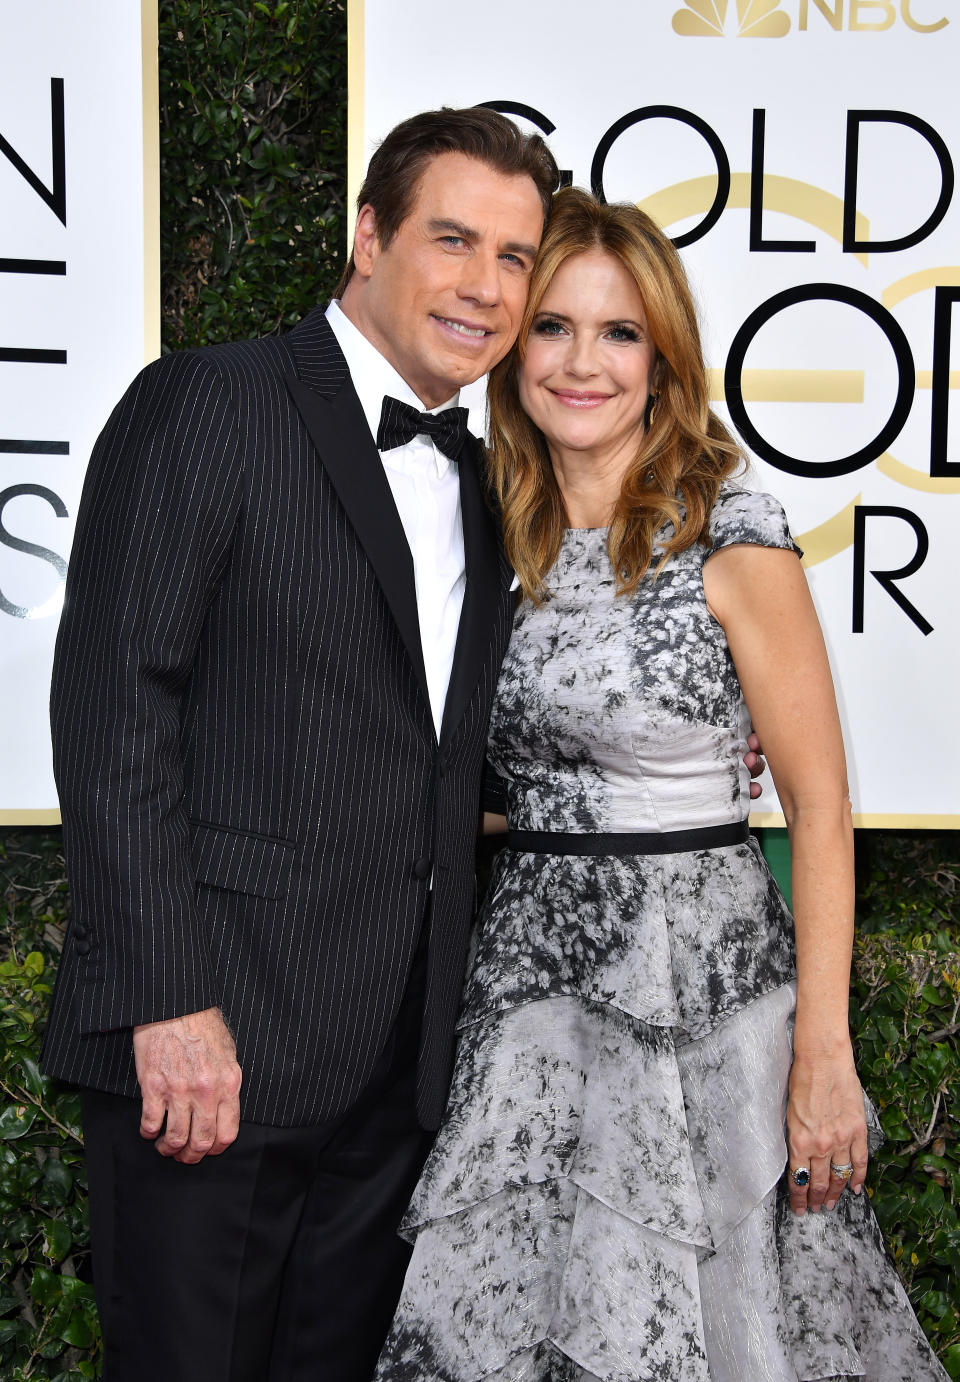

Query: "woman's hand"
left=786, top=1046, right=868, bottom=1215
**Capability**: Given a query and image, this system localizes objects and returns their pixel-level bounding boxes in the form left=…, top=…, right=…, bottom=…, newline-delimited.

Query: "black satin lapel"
left=284, top=371, right=431, bottom=709
left=440, top=441, right=503, bottom=750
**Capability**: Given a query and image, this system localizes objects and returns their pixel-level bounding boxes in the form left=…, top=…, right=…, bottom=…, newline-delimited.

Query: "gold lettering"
left=849, top=0, right=896, bottom=28
left=900, top=0, right=948, bottom=31
left=798, top=0, right=843, bottom=28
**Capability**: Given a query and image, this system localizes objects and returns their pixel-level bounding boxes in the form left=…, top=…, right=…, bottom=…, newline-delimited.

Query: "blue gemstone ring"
left=790, top=1166, right=811, bottom=1187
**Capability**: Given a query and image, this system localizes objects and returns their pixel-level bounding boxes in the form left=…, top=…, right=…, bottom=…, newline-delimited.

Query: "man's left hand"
left=133, top=1006, right=242, bottom=1164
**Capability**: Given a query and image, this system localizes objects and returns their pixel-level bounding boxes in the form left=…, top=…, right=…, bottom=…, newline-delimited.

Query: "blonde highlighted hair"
left=487, top=186, right=742, bottom=602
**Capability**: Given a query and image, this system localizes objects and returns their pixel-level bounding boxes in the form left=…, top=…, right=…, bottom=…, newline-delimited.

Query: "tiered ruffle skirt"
left=375, top=840, right=946, bottom=1381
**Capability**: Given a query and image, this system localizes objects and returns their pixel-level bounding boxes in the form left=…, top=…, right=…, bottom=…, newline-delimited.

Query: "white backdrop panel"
left=355, top=0, right=959, bottom=825
left=0, top=1, right=157, bottom=819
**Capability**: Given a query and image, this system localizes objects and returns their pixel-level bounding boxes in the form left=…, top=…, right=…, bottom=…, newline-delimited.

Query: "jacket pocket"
left=190, top=822, right=295, bottom=900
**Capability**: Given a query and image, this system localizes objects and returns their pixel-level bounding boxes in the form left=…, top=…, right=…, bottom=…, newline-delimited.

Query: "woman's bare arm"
left=704, top=542, right=867, bottom=1216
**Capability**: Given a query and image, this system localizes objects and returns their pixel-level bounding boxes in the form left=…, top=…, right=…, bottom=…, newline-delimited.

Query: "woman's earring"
left=644, top=391, right=660, bottom=428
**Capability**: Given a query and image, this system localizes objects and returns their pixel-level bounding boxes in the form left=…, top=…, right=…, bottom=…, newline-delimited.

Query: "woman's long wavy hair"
left=487, top=187, right=743, bottom=602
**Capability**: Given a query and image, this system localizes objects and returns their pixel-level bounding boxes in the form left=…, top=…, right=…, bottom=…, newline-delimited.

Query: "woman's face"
left=519, top=249, right=657, bottom=470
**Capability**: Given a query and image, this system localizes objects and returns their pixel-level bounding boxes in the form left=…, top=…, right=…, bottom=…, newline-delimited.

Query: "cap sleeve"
left=706, top=486, right=803, bottom=559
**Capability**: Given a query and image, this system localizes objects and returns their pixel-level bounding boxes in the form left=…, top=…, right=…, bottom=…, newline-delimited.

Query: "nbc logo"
left=673, top=0, right=791, bottom=36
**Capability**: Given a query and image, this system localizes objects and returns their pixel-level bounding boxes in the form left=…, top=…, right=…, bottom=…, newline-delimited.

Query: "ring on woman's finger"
left=830, top=1161, right=854, bottom=1181
left=790, top=1166, right=810, bottom=1187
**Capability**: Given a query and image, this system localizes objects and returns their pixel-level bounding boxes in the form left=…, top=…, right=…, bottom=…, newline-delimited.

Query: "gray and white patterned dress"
left=374, top=486, right=947, bottom=1382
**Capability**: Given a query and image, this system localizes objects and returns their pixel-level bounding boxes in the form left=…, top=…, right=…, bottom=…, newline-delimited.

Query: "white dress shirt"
left=325, top=300, right=465, bottom=740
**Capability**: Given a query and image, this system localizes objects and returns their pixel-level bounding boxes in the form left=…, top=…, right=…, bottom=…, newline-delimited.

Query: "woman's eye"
left=608, top=326, right=640, bottom=343
left=532, top=318, right=565, bottom=337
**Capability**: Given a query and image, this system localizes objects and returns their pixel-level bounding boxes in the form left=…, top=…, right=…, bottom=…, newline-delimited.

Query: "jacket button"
left=73, top=924, right=88, bottom=941
left=412, top=856, right=432, bottom=880
left=74, top=939, right=92, bottom=957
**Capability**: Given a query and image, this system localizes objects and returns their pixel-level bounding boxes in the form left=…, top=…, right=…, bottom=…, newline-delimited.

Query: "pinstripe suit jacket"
left=41, top=309, right=516, bottom=1130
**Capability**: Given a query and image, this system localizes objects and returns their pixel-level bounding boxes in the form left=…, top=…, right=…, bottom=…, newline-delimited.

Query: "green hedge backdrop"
left=0, top=2, right=957, bottom=1377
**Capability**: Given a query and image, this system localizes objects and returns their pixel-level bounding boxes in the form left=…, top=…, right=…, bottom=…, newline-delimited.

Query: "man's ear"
left=352, top=204, right=380, bottom=279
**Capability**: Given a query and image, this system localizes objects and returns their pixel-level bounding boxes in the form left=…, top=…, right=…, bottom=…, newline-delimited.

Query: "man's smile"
left=431, top=314, right=494, bottom=339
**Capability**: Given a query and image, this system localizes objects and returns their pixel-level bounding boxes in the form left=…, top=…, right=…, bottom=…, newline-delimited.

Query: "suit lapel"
left=282, top=311, right=431, bottom=714
left=439, top=435, right=505, bottom=750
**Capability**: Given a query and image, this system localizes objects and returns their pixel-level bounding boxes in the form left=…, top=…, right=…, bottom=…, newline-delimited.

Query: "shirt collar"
left=325, top=301, right=461, bottom=476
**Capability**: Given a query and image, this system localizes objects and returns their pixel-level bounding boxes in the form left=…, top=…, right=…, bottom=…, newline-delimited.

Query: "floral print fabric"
left=375, top=487, right=946, bottom=1381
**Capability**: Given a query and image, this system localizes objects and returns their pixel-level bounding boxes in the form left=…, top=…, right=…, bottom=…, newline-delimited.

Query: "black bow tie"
left=376, top=396, right=469, bottom=461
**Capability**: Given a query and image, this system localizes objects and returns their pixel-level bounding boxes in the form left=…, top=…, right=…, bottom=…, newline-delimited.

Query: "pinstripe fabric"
left=42, top=309, right=515, bottom=1130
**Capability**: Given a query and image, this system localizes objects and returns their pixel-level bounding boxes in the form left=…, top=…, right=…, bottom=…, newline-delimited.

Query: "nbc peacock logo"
left=672, top=0, right=792, bottom=37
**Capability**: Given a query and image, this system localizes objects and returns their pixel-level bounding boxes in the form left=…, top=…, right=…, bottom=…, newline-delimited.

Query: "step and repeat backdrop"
left=1, top=0, right=956, bottom=825
left=352, top=0, right=958, bottom=826
left=0, top=1, right=159, bottom=822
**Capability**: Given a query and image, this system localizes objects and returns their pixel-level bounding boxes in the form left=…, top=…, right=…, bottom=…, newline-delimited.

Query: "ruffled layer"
left=403, top=988, right=794, bottom=1254
left=460, top=837, right=796, bottom=1045
left=375, top=987, right=946, bottom=1382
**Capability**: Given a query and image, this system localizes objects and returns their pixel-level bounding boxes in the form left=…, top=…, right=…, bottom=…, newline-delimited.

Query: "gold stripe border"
left=751, top=812, right=960, bottom=830
left=142, top=0, right=161, bottom=364
left=3, top=810, right=957, bottom=831
left=0, top=810, right=62, bottom=825
left=346, top=0, right=365, bottom=249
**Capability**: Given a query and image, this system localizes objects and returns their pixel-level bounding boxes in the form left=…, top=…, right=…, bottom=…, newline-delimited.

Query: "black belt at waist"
left=506, top=820, right=750, bottom=857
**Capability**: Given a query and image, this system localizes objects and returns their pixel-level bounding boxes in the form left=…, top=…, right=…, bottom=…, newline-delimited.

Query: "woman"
left=374, top=189, right=946, bottom=1381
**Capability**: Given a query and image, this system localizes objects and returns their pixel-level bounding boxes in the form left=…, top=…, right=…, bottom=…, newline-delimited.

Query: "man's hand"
left=133, top=1007, right=242, bottom=1164
left=745, top=729, right=766, bottom=799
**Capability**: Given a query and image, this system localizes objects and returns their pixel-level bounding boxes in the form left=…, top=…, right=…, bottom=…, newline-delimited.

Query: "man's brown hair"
left=334, top=106, right=559, bottom=297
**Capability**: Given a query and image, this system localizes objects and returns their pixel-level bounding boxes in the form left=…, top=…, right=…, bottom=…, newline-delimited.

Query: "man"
left=42, top=107, right=557, bottom=1382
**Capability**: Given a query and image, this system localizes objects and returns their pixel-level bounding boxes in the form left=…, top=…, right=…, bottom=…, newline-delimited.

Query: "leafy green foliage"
left=159, top=0, right=347, bottom=351
left=852, top=831, right=960, bottom=1377
left=0, top=833, right=98, bottom=1380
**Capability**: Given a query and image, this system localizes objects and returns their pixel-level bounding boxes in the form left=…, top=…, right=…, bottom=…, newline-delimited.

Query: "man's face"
left=344, top=152, right=545, bottom=408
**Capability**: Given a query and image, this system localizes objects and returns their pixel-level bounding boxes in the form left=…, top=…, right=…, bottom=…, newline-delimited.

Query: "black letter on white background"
left=0, top=77, right=66, bottom=224
left=478, top=102, right=573, bottom=187
left=852, top=505, right=932, bottom=636
left=591, top=106, right=730, bottom=248
left=930, top=286, right=960, bottom=478
left=725, top=283, right=915, bottom=478
left=0, top=484, right=69, bottom=619
left=843, top=111, right=953, bottom=254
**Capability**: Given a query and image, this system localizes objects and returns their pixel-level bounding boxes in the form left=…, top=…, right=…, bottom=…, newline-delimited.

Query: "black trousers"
left=81, top=930, right=435, bottom=1382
